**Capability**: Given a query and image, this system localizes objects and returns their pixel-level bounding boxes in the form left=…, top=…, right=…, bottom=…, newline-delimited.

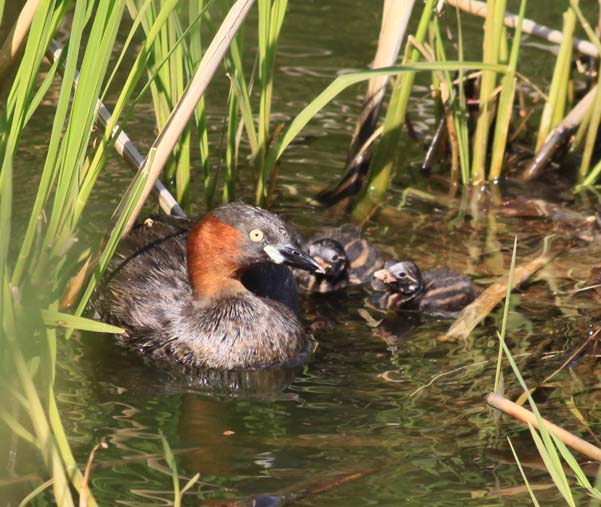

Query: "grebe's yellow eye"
left=249, top=229, right=264, bottom=242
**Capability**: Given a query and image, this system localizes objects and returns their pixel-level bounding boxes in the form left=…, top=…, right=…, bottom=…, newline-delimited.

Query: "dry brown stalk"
left=0, top=0, right=40, bottom=86
left=520, top=86, right=597, bottom=181
left=79, top=443, right=108, bottom=507
left=441, top=248, right=556, bottom=341
left=446, top=0, right=599, bottom=58
left=486, top=392, right=601, bottom=462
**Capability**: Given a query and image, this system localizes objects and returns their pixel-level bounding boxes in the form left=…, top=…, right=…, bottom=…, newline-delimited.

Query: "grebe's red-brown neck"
left=187, top=216, right=245, bottom=298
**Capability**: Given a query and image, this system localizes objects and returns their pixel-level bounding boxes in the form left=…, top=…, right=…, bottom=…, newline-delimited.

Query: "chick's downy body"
left=295, top=224, right=382, bottom=293
left=372, top=260, right=477, bottom=319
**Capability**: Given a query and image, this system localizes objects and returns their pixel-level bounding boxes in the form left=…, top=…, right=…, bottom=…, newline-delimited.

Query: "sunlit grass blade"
left=17, top=479, right=55, bottom=507
left=494, top=236, right=517, bottom=393
left=569, top=0, right=601, bottom=183
left=507, top=437, right=542, bottom=507
left=188, top=0, right=211, bottom=207
left=76, top=0, right=181, bottom=222
left=5, top=0, right=70, bottom=287
left=454, top=7, right=470, bottom=184
left=255, top=0, right=288, bottom=205
left=535, top=4, right=576, bottom=151
left=42, top=1, right=126, bottom=248
left=160, top=431, right=200, bottom=507
left=223, top=78, right=241, bottom=203
left=470, top=0, right=507, bottom=183
left=528, top=422, right=575, bottom=506
left=489, top=0, right=527, bottom=180
left=6, top=335, right=76, bottom=507
left=226, top=21, right=258, bottom=157
left=41, top=309, right=124, bottom=333
left=0, top=410, right=38, bottom=447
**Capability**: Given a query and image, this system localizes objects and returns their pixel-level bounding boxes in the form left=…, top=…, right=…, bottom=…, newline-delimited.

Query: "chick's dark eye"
left=398, top=272, right=407, bottom=278
left=331, top=255, right=340, bottom=262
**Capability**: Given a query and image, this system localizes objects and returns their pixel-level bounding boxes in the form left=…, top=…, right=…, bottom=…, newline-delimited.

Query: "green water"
left=4, top=1, right=601, bottom=506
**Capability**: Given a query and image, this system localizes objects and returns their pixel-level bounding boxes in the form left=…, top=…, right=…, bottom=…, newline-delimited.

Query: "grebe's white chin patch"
left=264, top=245, right=285, bottom=264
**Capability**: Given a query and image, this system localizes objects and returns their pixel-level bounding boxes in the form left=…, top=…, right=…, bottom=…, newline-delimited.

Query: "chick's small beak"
left=314, top=256, right=332, bottom=272
left=265, top=244, right=325, bottom=273
left=373, top=268, right=396, bottom=284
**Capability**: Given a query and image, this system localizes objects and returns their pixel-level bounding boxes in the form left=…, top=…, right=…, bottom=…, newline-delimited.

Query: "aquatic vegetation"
left=3, top=1, right=601, bottom=506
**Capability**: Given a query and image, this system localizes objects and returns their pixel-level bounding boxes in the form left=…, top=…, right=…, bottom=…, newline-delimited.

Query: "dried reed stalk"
left=0, top=0, right=40, bottom=85
left=486, top=392, right=601, bottom=462
left=446, top=0, right=598, bottom=58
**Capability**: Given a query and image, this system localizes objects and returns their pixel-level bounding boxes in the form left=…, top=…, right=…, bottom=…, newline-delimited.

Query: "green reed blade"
left=494, top=236, right=517, bottom=393
left=470, top=0, right=507, bottom=183
left=75, top=0, right=181, bottom=223
left=255, top=0, right=288, bottom=205
left=454, top=6, right=470, bottom=185
left=102, top=0, right=154, bottom=103
left=7, top=333, right=76, bottom=507
left=41, top=0, right=125, bottom=261
left=189, top=0, right=211, bottom=205
left=226, top=22, right=258, bottom=156
left=41, top=309, right=124, bottom=333
left=535, top=4, right=576, bottom=151
left=6, top=0, right=66, bottom=286
left=17, top=478, right=55, bottom=507
left=0, top=409, right=39, bottom=447
left=431, top=15, right=471, bottom=185
left=262, top=62, right=506, bottom=197
left=507, top=437, right=542, bottom=507
left=160, top=431, right=182, bottom=506
left=528, top=422, right=575, bottom=506
left=9, top=2, right=75, bottom=286
left=489, top=0, right=527, bottom=180
left=223, top=79, right=241, bottom=203
left=569, top=0, right=601, bottom=183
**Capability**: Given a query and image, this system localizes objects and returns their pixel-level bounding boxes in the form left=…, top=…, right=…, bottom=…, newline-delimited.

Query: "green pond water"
left=4, top=1, right=601, bottom=506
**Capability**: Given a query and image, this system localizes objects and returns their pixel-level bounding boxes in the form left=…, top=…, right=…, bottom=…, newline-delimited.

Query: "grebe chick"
left=372, top=260, right=477, bottom=319
left=295, top=224, right=382, bottom=293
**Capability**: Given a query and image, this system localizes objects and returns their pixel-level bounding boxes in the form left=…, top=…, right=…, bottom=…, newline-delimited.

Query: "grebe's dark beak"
left=265, top=244, right=326, bottom=273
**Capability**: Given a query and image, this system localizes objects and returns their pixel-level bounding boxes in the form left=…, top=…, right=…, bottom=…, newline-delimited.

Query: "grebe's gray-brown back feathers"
left=99, top=202, right=323, bottom=370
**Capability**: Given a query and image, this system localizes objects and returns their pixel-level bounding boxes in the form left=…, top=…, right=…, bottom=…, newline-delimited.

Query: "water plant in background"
left=352, top=0, right=437, bottom=221
left=306, top=0, right=601, bottom=214
left=0, top=0, right=228, bottom=503
left=492, top=239, right=601, bottom=505
left=5, top=0, right=601, bottom=505
left=123, top=0, right=288, bottom=208
left=126, top=0, right=210, bottom=213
